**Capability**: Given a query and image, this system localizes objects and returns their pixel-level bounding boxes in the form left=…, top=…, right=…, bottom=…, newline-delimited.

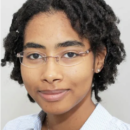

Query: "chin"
left=40, top=103, right=73, bottom=115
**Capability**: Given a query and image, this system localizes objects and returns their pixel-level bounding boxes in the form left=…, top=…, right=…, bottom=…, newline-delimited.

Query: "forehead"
left=24, top=11, right=90, bottom=49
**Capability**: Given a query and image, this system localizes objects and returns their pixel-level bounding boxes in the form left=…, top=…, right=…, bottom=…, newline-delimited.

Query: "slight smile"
left=38, top=89, right=70, bottom=102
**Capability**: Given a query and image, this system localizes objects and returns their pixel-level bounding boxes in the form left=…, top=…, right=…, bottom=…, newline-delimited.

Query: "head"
left=1, top=0, right=126, bottom=114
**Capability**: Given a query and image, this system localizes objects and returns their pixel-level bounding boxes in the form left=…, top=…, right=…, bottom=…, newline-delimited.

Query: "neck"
left=44, top=93, right=96, bottom=130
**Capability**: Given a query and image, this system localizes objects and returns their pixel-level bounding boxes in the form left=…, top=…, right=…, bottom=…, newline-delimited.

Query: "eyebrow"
left=23, top=40, right=85, bottom=50
left=23, top=42, right=46, bottom=50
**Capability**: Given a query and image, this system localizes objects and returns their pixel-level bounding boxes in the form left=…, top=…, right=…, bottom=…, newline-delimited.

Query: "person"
left=1, top=0, right=130, bottom=130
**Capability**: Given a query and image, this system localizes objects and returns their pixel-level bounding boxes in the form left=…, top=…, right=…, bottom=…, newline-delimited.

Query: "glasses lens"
left=19, top=51, right=45, bottom=68
left=59, top=52, right=83, bottom=66
left=18, top=49, right=90, bottom=68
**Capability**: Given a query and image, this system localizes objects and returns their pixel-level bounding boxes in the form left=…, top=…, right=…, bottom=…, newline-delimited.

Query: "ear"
left=94, top=47, right=107, bottom=73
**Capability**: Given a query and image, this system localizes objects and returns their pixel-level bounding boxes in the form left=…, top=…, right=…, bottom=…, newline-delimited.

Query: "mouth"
left=38, top=89, right=70, bottom=102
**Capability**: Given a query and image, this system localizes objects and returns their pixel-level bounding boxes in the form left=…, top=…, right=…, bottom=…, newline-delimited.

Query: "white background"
left=1, top=0, right=130, bottom=129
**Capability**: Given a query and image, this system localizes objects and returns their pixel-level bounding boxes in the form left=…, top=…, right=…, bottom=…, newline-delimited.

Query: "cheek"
left=64, top=59, right=94, bottom=89
left=60, top=61, right=94, bottom=110
left=21, top=66, right=40, bottom=92
left=67, top=69, right=93, bottom=92
left=62, top=67, right=93, bottom=105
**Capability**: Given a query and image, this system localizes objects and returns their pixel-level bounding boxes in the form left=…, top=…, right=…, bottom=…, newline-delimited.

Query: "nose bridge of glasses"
left=46, top=56, right=59, bottom=62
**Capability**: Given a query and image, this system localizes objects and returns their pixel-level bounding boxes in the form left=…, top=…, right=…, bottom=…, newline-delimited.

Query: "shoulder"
left=80, top=103, right=130, bottom=130
left=97, top=103, right=130, bottom=130
left=107, top=116, right=130, bottom=130
left=3, top=113, right=38, bottom=130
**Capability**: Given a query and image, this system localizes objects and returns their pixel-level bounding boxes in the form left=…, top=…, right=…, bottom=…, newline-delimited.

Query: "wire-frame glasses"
left=16, top=48, right=92, bottom=68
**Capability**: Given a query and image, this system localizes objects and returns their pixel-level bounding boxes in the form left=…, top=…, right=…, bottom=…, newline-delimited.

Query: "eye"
left=63, top=52, right=79, bottom=58
left=27, top=53, right=42, bottom=60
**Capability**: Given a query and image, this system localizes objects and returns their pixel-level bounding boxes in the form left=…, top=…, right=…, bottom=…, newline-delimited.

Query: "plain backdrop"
left=1, top=0, right=130, bottom=129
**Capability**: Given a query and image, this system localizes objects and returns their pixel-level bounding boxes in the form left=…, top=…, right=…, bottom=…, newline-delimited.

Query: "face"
left=21, top=11, right=96, bottom=115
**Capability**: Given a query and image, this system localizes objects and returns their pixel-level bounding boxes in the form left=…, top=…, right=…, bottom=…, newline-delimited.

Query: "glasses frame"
left=16, top=48, right=92, bottom=68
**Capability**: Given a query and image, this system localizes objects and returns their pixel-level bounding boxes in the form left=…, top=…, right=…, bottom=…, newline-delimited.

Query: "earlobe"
left=94, top=47, right=107, bottom=73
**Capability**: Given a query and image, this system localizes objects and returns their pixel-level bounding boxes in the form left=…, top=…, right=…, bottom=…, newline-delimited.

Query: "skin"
left=21, top=11, right=106, bottom=130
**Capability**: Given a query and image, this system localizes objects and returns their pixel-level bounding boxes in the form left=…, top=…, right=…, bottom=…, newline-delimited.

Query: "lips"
left=38, top=89, right=69, bottom=102
left=38, top=89, right=70, bottom=102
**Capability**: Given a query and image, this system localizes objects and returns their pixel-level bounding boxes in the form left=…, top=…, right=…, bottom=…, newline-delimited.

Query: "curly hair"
left=1, top=0, right=126, bottom=103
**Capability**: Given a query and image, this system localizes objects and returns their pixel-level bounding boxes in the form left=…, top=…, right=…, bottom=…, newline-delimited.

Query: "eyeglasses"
left=16, top=48, right=92, bottom=68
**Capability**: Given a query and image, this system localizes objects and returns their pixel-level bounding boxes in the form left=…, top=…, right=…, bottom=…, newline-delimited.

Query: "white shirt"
left=3, top=103, right=130, bottom=130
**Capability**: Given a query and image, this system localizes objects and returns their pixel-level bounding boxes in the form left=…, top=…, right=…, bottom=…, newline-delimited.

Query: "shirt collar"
left=80, top=103, right=113, bottom=130
left=35, top=103, right=113, bottom=130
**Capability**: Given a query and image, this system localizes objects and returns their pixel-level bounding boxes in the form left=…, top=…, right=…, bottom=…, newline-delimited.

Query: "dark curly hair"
left=1, top=0, right=126, bottom=103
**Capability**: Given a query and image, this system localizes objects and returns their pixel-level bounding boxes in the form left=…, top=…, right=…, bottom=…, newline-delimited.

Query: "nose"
left=40, top=59, right=63, bottom=84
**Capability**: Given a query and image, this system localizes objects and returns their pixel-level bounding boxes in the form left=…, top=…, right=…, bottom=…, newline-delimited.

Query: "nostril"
left=53, top=79, right=60, bottom=82
left=43, top=77, right=60, bottom=84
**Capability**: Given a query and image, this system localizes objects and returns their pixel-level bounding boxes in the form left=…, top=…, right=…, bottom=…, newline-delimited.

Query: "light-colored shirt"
left=3, top=103, right=130, bottom=130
